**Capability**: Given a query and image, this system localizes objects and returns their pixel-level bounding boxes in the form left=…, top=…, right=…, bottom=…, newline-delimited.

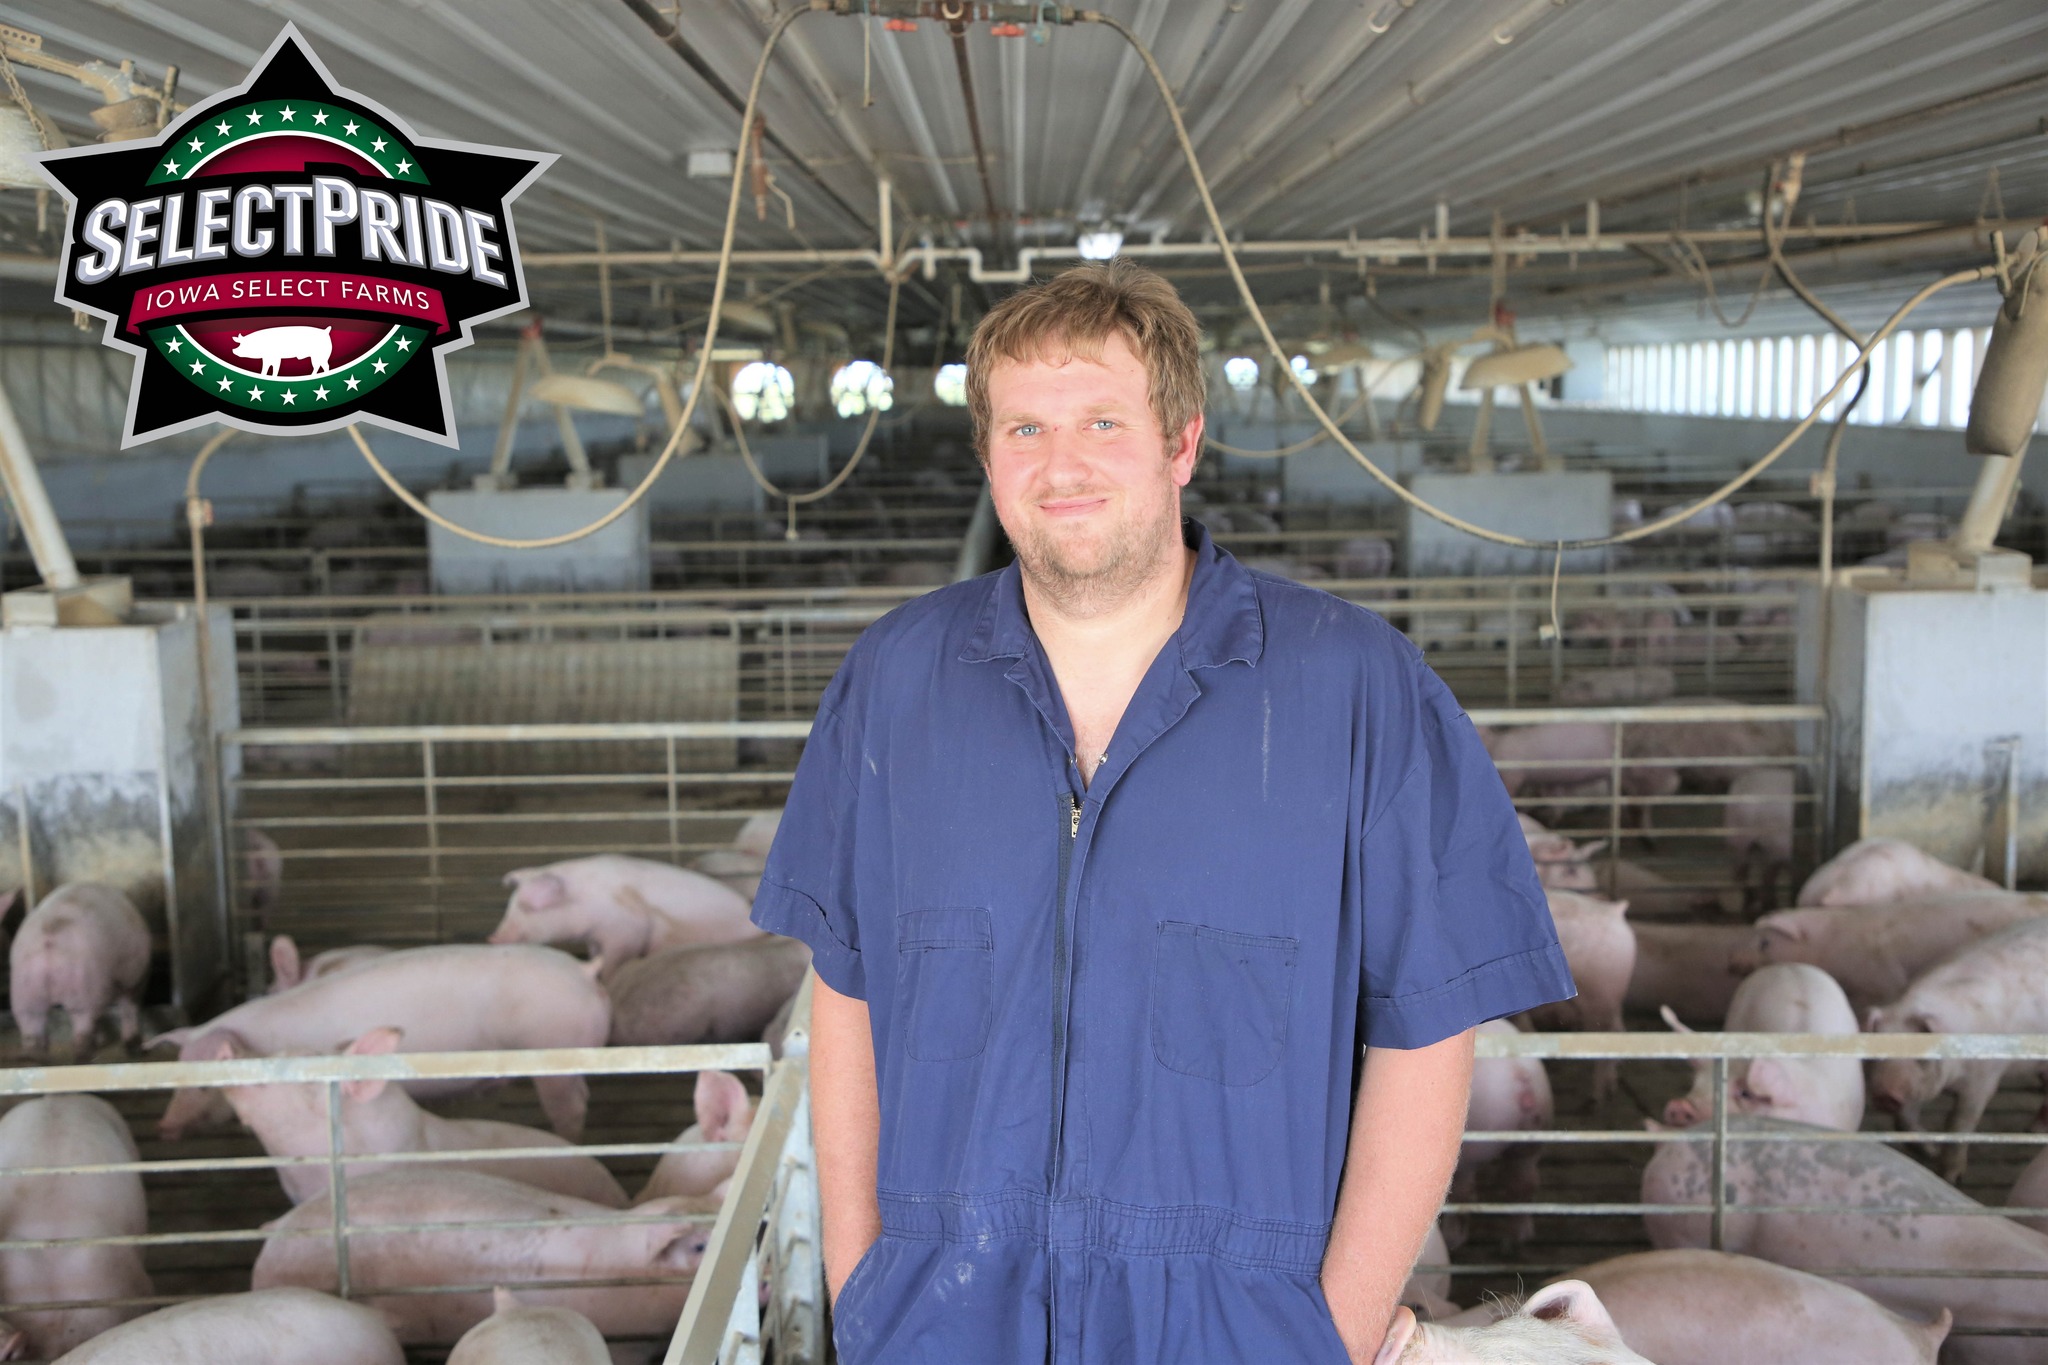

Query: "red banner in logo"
left=127, top=271, right=450, bottom=332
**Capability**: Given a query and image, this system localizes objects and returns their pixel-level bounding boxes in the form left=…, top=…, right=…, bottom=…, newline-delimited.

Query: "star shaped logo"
left=38, top=24, right=552, bottom=447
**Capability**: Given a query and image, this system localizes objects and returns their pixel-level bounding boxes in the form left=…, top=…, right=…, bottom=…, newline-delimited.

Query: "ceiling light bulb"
left=1076, top=230, right=1123, bottom=261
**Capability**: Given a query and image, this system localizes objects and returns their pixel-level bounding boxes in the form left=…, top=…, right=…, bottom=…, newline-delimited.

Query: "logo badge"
left=39, top=25, right=553, bottom=448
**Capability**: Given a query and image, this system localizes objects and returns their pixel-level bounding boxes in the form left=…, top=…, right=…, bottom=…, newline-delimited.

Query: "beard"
left=1004, top=475, right=1183, bottom=617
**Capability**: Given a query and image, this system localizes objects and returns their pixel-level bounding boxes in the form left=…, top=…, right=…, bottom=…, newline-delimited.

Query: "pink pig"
left=1658, top=963, right=1862, bottom=1130
left=607, top=936, right=811, bottom=1047
left=48, top=1288, right=405, bottom=1364
left=636, top=1069, right=755, bottom=1207
left=491, top=855, right=760, bottom=980
left=1797, top=836, right=1999, bottom=907
left=446, top=1289, right=609, bottom=1365
left=1523, top=890, right=1633, bottom=1102
left=265, top=935, right=391, bottom=993
left=1374, top=1281, right=1651, bottom=1364
left=252, top=1169, right=711, bottom=1345
left=9, top=883, right=152, bottom=1059
left=203, top=1026, right=629, bottom=1207
left=1627, top=921, right=1753, bottom=1026
left=1448, top=1018, right=1552, bottom=1250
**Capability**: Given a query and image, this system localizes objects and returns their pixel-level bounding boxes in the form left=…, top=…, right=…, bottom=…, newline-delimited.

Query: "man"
left=751, top=259, right=1573, bottom=1364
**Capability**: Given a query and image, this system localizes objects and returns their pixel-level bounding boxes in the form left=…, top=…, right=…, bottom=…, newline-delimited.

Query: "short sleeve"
left=752, top=699, right=866, bottom=999
left=1359, top=663, right=1575, bottom=1049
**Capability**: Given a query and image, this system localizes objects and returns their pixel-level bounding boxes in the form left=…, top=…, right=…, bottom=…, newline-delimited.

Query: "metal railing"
left=1444, top=1029, right=2048, bottom=1345
left=0, top=1038, right=786, bottom=1361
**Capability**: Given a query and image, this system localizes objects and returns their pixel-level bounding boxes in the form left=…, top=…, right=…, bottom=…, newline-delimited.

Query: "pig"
left=687, top=848, right=763, bottom=904
left=230, top=324, right=334, bottom=377
left=1624, top=709, right=1794, bottom=793
left=761, top=984, right=801, bottom=1058
left=732, top=811, right=781, bottom=859
left=1866, top=915, right=2048, bottom=1179
left=242, top=828, right=284, bottom=913
left=1485, top=723, right=1680, bottom=806
left=265, top=935, right=392, bottom=994
left=48, top=1287, right=405, bottom=1364
left=1796, top=836, right=1999, bottom=907
left=1333, top=534, right=1396, bottom=581
left=1642, top=1115, right=2048, bottom=1364
left=491, top=855, right=760, bottom=980
left=1626, top=922, right=1753, bottom=1026
left=252, top=1169, right=711, bottom=1345
left=205, top=1026, right=629, bottom=1207
left=1562, top=1250, right=1950, bottom=1365
left=0, top=1096, right=152, bottom=1357
left=1723, top=767, right=1795, bottom=914
left=446, top=1289, right=610, bottom=1364
left=1728, top=893, right=2048, bottom=1017
left=2008, top=1143, right=2048, bottom=1236
left=1657, top=963, right=1862, bottom=1130
left=1373, top=1280, right=1652, bottom=1364
left=10, top=883, right=152, bottom=1059
left=1557, top=666, right=1677, bottom=706
left=1523, top=891, right=1632, bottom=1102
left=609, top=935, right=811, bottom=1047
left=1731, top=500, right=1815, bottom=561
left=150, top=944, right=610, bottom=1141
left=1449, top=1019, right=1552, bottom=1250
left=636, top=1069, right=754, bottom=1206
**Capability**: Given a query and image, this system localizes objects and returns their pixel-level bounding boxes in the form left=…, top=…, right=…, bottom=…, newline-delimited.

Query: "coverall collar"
left=958, top=516, right=1265, bottom=671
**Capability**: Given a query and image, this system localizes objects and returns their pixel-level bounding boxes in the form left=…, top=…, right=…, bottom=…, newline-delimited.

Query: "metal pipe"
left=1952, top=451, right=2027, bottom=553
left=615, top=0, right=874, bottom=233
left=0, top=372, right=79, bottom=589
left=945, top=12, right=1005, bottom=243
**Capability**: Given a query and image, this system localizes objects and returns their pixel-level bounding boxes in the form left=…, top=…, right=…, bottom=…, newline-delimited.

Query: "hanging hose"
left=347, top=4, right=812, bottom=549
left=1201, top=365, right=1401, bottom=460
left=1081, top=10, right=1993, bottom=553
left=721, top=271, right=904, bottom=536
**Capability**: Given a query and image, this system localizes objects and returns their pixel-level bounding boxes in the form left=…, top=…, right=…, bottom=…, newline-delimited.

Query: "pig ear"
left=1609, top=898, right=1631, bottom=917
left=1863, top=1006, right=1887, bottom=1032
left=693, top=1071, right=751, bottom=1142
left=1371, top=1305, right=1418, bottom=1365
left=0, top=1320, right=24, bottom=1360
left=269, top=936, right=302, bottom=989
left=189, top=1028, right=251, bottom=1063
left=1762, top=916, right=1805, bottom=943
left=1572, top=840, right=1609, bottom=861
left=1524, top=1280, right=1625, bottom=1343
left=502, top=868, right=537, bottom=890
left=0, top=889, right=17, bottom=924
left=1741, top=1057, right=1787, bottom=1105
left=1642, top=1118, right=1669, bottom=1133
left=340, top=1027, right=402, bottom=1103
left=1658, top=1005, right=1695, bottom=1036
left=521, top=872, right=566, bottom=910
left=143, top=1026, right=194, bottom=1052
left=492, top=1286, right=521, bottom=1314
left=1906, top=1010, right=1938, bottom=1033
left=635, top=1200, right=713, bottom=1268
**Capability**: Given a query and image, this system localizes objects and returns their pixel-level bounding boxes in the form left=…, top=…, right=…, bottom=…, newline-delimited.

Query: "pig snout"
left=1662, top=1096, right=1703, bottom=1127
left=1868, top=1060, right=1922, bottom=1114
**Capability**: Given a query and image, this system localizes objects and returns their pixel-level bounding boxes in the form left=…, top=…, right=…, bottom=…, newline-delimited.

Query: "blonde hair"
left=964, top=258, right=1204, bottom=462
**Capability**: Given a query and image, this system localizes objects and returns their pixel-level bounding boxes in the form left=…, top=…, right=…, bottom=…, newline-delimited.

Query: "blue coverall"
left=753, top=518, right=1575, bottom=1364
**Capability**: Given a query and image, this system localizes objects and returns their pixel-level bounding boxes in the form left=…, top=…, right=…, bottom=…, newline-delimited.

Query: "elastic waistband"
left=875, top=1189, right=1330, bottom=1276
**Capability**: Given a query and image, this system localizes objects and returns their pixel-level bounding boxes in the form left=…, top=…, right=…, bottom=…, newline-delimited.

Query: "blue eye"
left=1090, top=419, right=1117, bottom=430
left=1014, top=423, right=1040, bottom=437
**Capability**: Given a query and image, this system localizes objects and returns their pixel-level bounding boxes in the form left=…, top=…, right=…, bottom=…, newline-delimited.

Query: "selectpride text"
left=72, top=174, right=508, bottom=288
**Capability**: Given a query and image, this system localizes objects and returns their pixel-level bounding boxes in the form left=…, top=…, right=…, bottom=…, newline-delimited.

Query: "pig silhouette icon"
left=231, top=325, right=334, bottom=377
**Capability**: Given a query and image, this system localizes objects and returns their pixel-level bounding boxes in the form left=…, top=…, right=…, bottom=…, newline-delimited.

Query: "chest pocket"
left=895, top=908, right=994, bottom=1062
left=1151, top=920, right=1297, bottom=1085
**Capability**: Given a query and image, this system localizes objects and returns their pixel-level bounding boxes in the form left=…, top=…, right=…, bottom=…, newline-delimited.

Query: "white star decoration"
left=165, top=337, right=181, bottom=352
left=343, top=120, right=359, bottom=136
left=278, top=106, right=296, bottom=122
left=186, top=137, right=203, bottom=152
left=216, top=375, right=234, bottom=392
left=189, top=360, right=205, bottom=375
left=370, top=137, right=388, bottom=152
left=395, top=337, right=411, bottom=351
left=313, top=385, right=330, bottom=401
left=215, top=120, right=231, bottom=135
left=371, top=358, right=388, bottom=374
left=280, top=390, right=297, bottom=404
left=163, top=160, right=180, bottom=174
left=248, top=385, right=265, bottom=400
left=345, top=375, right=360, bottom=391
left=246, top=110, right=263, bottom=125
left=394, top=158, right=411, bottom=174
left=312, top=110, right=328, bottom=126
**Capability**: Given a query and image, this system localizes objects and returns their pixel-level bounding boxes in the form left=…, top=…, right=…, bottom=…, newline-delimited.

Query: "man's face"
left=982, top=331, right=1200, bottom=608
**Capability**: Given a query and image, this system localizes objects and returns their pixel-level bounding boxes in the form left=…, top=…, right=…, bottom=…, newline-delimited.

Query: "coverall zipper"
left=1047, top=788, right=1079, bottom=1358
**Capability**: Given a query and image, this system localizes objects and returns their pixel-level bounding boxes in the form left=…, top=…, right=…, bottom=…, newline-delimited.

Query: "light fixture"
left=1223, top=356, right=1259, bottom=392
left=1460, top=343, right=1571, bottom=390
left=1076, top=229, right=1123, bottom=261
left=1290, top=354, right=1319, bottom=386
left=934, top=363, right=968, bottom=407
left=527, top=372, right=644, bottom=416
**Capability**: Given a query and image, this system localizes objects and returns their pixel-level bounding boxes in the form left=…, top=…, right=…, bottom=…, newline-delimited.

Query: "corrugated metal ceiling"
left=0, top=0, right=2041, bottom=333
